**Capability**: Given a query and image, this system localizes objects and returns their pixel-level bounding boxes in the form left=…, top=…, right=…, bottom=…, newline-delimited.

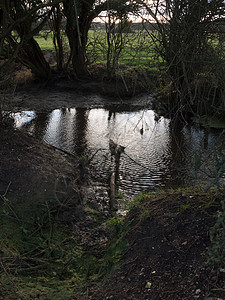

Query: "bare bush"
left=142, top=0, right=225, bottom=119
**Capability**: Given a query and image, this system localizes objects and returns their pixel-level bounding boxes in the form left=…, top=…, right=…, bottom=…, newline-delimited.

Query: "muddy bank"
left=10, top=75, right=154, bottom=112
left=0, top=127, right=79, bottom=203
left=0, top=126, right=110, bottom=269
left=0, top=127, right=110, bottom=299
left=88, top=189, right=225, bottom=300
left=12, top=81, right=106, bottom=112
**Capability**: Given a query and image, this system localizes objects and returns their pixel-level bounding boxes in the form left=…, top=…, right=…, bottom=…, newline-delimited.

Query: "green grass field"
left=34, top=32, right=55, bottom=50
left=34, top=29, right=161, bottom=68
left=87, top=30, right=160, bottom=67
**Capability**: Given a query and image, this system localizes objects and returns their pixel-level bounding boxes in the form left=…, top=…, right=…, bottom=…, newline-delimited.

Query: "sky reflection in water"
left=14, top=107, right=223, bottom=195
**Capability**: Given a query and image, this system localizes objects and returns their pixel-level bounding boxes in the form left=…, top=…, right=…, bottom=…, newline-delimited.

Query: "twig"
left=0, top=194, right=20, bottom=223
left=3, top=181, right=11, bottom=197
left=49, top=144, right=76, bottom=157
left=88, top=148, right=107, bottom=163
left=16, top=264, right=50, bottom=273
left=54, top=178, right=65, bottom=207
left=0, top=261, right=19, bottom=291
left=45, top=200, right=53, bottom=250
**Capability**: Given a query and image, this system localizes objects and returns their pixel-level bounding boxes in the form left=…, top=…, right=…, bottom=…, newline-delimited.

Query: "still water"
left=14, top=106, right=224, bottom=196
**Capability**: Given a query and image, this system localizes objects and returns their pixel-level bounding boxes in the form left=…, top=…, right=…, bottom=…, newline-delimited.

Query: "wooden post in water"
left=109, top=171, right=116, bottom=210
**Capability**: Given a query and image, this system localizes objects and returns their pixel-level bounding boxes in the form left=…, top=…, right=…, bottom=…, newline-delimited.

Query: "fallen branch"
left=88, top=148, right=108, bottom=163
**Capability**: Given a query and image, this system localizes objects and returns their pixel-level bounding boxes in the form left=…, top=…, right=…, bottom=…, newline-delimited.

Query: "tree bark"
left=65, top=11, right=91, bottom=78
left=66, top=28, right=89, bottom=77
left=1, top=0, right=52, bottom=80
left=19, top=37, right=51, bottom=80
left=52, top=5, right=64, bottom=71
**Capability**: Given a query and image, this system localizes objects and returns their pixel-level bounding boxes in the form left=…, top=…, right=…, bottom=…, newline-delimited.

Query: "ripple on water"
left=13, top=106, right=224, bottom=196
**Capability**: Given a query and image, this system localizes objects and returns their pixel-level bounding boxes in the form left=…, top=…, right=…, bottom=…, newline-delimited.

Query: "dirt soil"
left=12, top=80, right=107, bottom=111
left=10, top=74, right=154, bottom=113
left=87, top=192, right=225, bottom=300
left=0, top=80, right=224, bottom=299
left=0, top=126, right=79, bottom=204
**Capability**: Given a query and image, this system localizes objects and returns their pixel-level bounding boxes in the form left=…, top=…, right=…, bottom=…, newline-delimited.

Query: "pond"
left=14, top=103, right=224, bottom=197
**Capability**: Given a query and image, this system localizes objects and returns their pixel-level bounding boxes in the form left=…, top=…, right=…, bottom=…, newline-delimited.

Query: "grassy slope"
left=88, top=186, right=225, bottom=299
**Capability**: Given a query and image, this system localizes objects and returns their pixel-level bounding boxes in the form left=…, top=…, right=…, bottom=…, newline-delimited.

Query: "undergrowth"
left=0, top=184, right=224, bottom=299
left=0, top=194, right=129, bottom=299
left=207, top=199, right=225, bottom=266
left=0, top=196, right=84, bottom=299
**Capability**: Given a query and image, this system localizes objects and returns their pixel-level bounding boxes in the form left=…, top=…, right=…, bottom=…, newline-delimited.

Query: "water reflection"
left=74, top=108, right=88, bottom=156
left=166, top=120, right=188, bottom=187
left=13, top=107, right=224, bottom=195
left=33, top=112, right=50, bottom=138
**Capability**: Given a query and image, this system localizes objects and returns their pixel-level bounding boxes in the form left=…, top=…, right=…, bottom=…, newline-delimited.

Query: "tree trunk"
left=63, top=0, right=93, bottom=78
left=70, top=32, right=88, bottom=77
left=19, top=38, right=51, bottom=80
left=66, top=22, right=90, bottom=78
left=52, top=5, right=64, bottom=71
